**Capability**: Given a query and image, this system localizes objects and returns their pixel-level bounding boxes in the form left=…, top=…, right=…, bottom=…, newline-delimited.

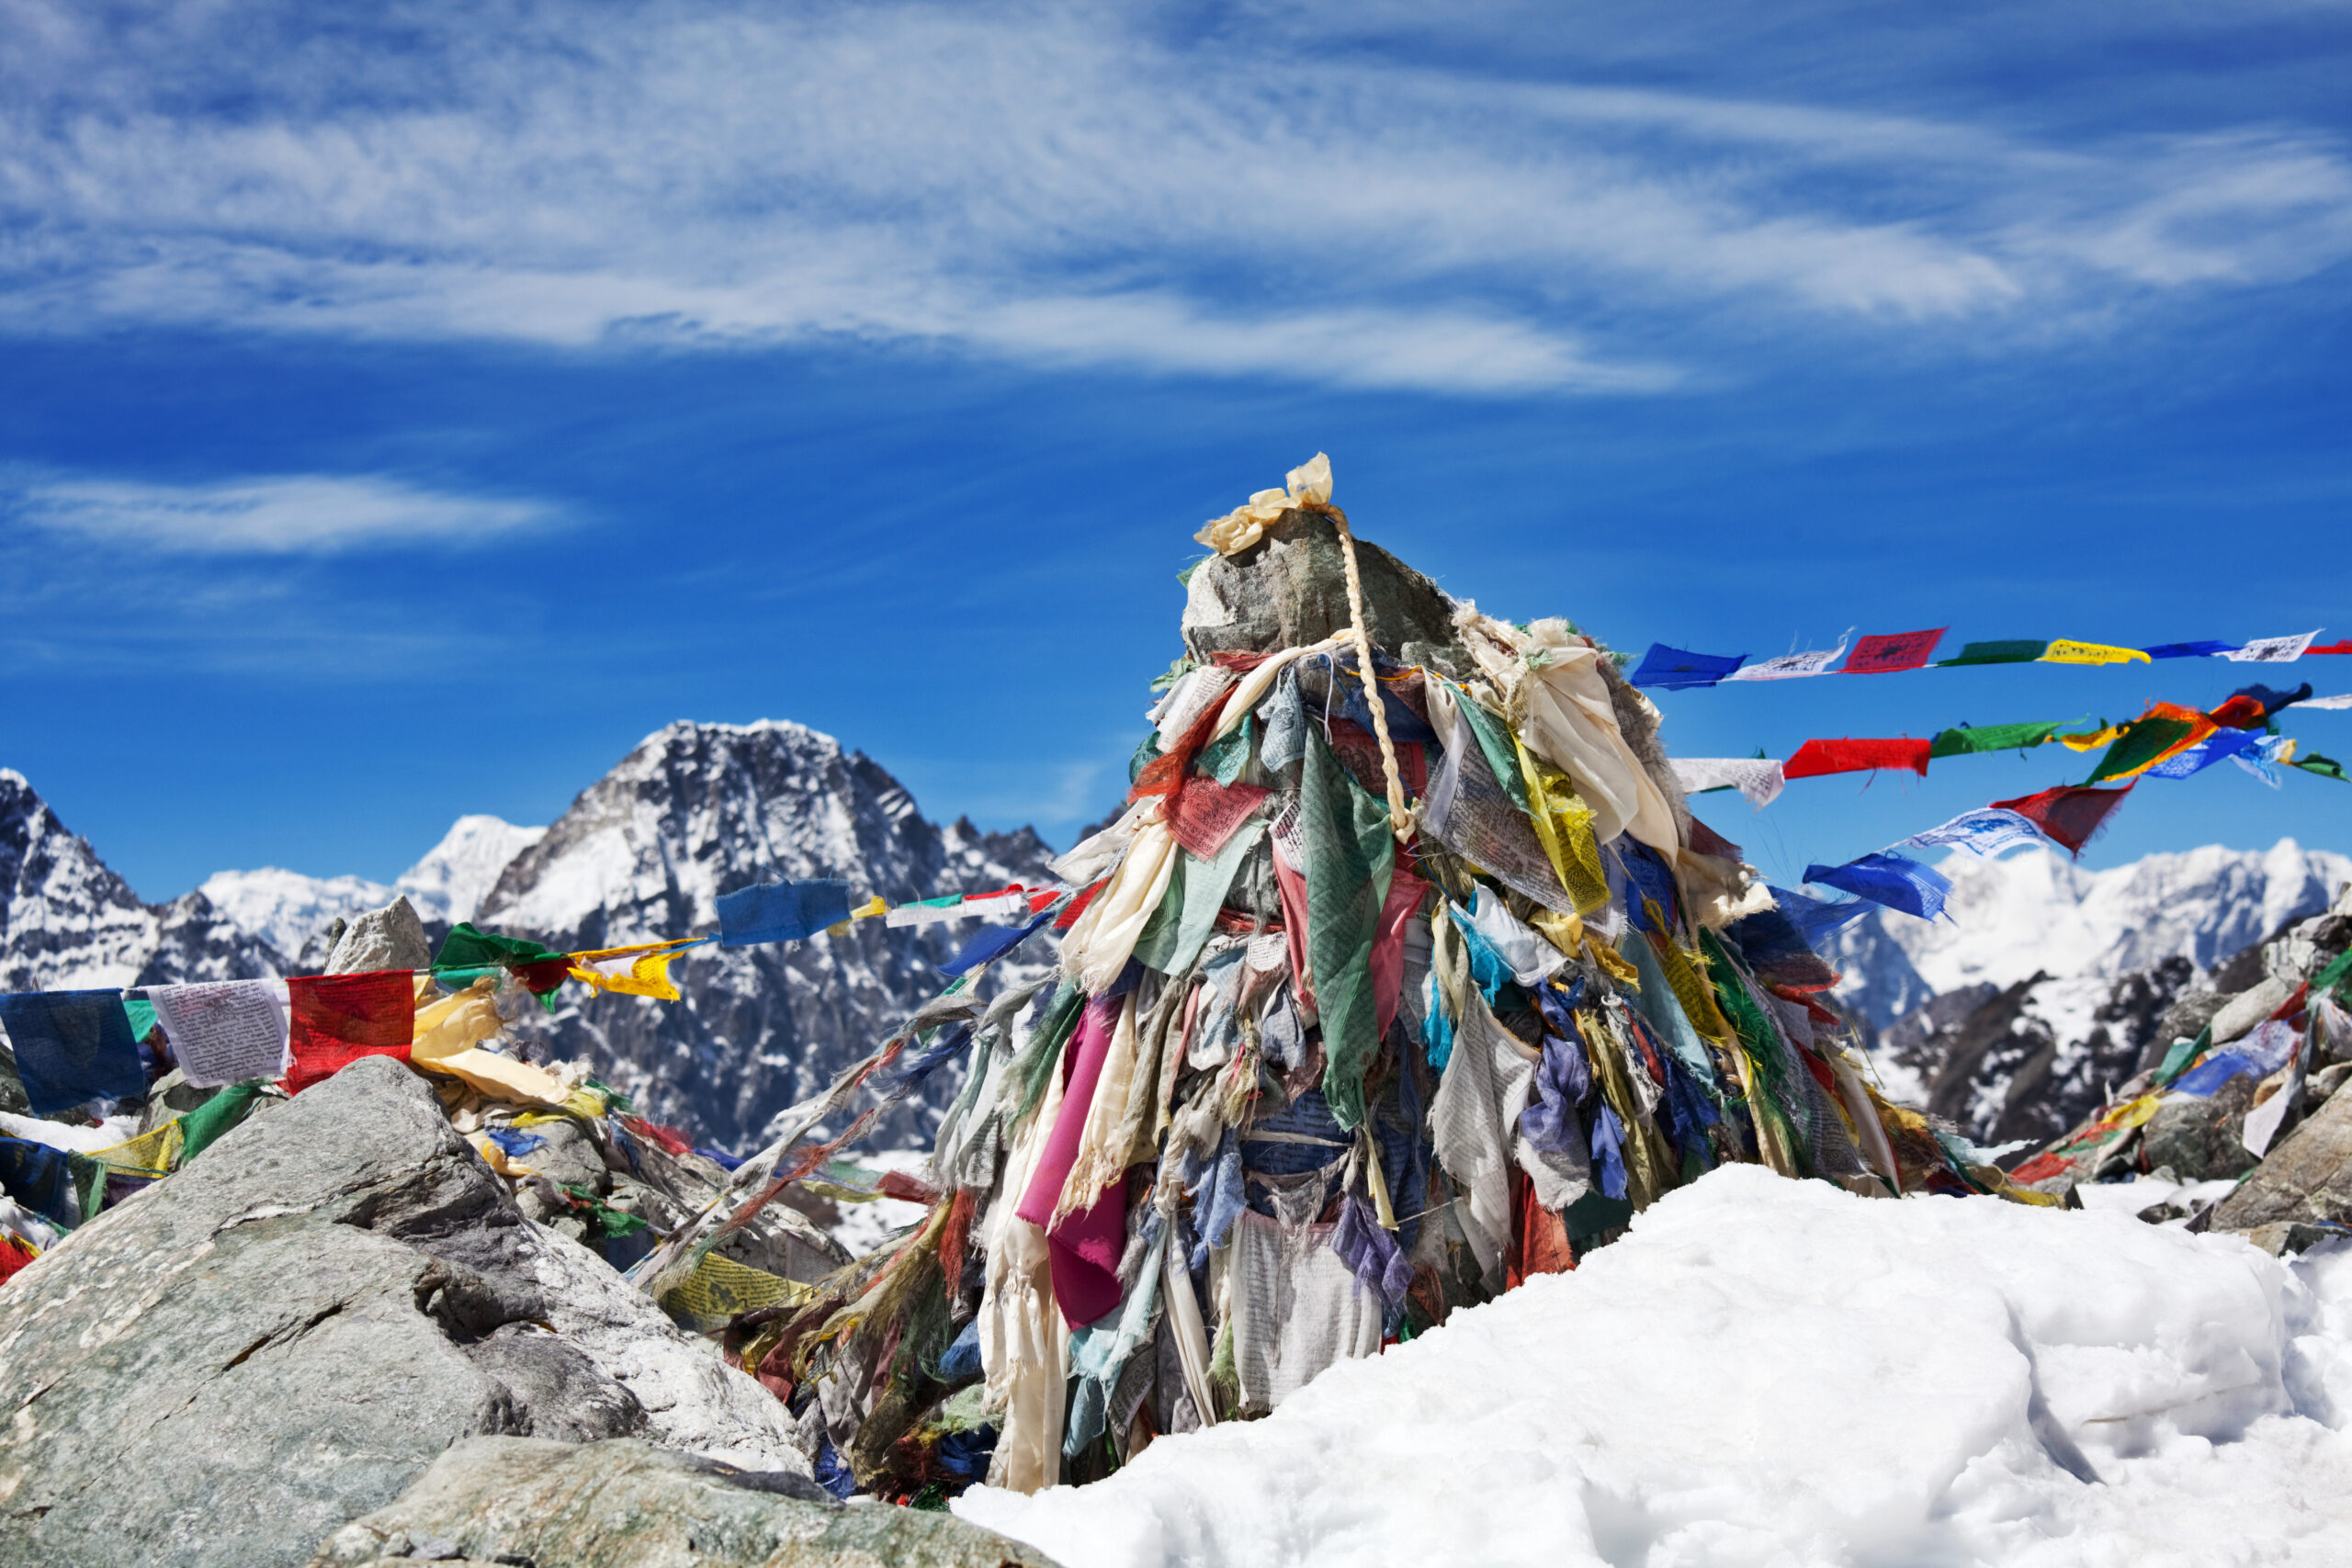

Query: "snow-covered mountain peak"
left=396, top=814, right=546, bottom=926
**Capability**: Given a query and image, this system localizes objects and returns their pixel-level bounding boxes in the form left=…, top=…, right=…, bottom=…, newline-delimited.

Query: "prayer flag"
left=569, top=946, right=692, bottom=1001
left=1928, top=721, right=2068, bottom=759
left=148, top=979, right=289, bottom=1088
left=0, top=1135, right=83, bottom=1230
left=1667, top=758, right=1785, bottom=808
left=2306, top=694, right=2352, bottom=710
left=1720, top=639, right=1849, bottom=682
left=1629, top=644, right=1746, bottom=690
left=0, top=990, right=147, bottom=1116
left=2295, top=753, right=2347, bottom=782
left=1841, top=628, right=1946, bottom=675
left=285, top=971, right=415, bottom=1094
left=2221, top=630, right=2320, bottom=663
left=2143, top=641, right=2240, bottom=660
left=1937, top=639, right=2048, bottom=667
left=940, top=906, right=1060, bottom=977
left=1898, top=807, right=2046, bottom=859
left=1781, top=738, right=1931, bottom=780
left=1989, top=782, right=2133, bottom=855
left=1801, top=853, right=1952, bottom=921
left=715, top=880, right=854, bottom=945
left=2058, top=723, right=2122, bottom=751
left=2143, top=729, right=2261, bottom=779
left=2085, top=702, right=2214, bottom=783
left=2222, top=682, right=2312, bottom=723
left=1768, top=885, right=1872, bottom=945
left=2310, top=641, right=2352, bottom=656
left=2041, top=639, right=2150, bottom=666
left=435, top=921, right=568, bottom=969
left=122, top=996, right=160, bottom=1043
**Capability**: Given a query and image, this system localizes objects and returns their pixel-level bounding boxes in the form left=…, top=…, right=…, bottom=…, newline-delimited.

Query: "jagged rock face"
left=2212, top=1077, right=2352, bottom=1233
left=478, top=721, right=1057, bottom=1150
left=0, top=1056, right=807, bottom=1568
left=0, top=769, right=280, bottom=992
left=1886, top=957, right=2196, bottom=1149
left=307, top=1436, right=1058, bottom=1568
left=1179, top=510, right=1463, bottom=667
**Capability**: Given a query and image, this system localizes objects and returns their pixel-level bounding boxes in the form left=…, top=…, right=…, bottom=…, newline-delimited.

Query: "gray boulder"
left=307, top=1436, right=1058, bottom=1568
left=324, top=896, right=433, bottom=976
left=2209, top=976, right=2295, bottom=1047
left=0, top=1055, right=806, bottom=1568
left=2140, top=1077, right=2262, bottom=1182
left=2211, top=1072, right=2352, bottom=1233
left=1181, top=510, right=1462, bottom=664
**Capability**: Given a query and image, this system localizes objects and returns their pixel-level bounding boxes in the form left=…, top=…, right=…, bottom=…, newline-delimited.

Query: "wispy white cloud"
left=6, top=469, right=560, bottom=553
left=0, top=2, right=2346, bottom=392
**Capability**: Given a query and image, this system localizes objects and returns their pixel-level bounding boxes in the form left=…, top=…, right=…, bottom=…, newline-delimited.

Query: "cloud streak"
left=6, top=470, right=560, bottom=553
left=0, top=2, right=2346, bottom=392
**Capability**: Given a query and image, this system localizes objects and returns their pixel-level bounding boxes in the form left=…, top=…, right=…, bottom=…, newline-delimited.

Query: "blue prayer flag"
left=1769, top=885, right=1874, bottom=946
left=1801, top=852, right=1953, bottom=922
left=2143, top=641, right=2240, bottom=660
left=1630, top=643, right=1747, bottom=690
left=715, top=878, right=854, bottom=946
left=0, top=989, right=148, bottom=1116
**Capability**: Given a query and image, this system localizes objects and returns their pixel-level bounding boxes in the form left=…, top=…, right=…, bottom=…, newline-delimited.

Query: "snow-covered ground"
left=958, top=1167, right=2352, bottom=1568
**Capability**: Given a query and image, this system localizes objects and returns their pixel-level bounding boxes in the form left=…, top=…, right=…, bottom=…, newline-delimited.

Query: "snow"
left=1829, top=839, right=2352, bottom=1031
left=956, top=1167, right=2352, bottom=1568
left=393, top=813, right=546, bottom=924
left=197, top=814, right=543, bottom=955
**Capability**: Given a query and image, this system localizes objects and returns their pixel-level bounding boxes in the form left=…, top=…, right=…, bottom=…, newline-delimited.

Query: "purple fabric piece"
left=1331, top=1192, right=1413, bottom=1314
left=1590, top=1101, right=1629, bottom=1200
left=1523, top=980, right=1594, bottom=1155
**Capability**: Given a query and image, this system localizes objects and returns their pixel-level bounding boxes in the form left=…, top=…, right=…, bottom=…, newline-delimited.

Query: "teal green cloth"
left=1199, top=716, right=1254, bottom=786
left=1928, top=720, right=2069, bottom=759
left=1936, top=639, right=2050, bottom=667
left=1303, top=724, right=1395, bottom=1131
left=2155, top=1024, right=2214, bottom=1089
left=123, top=997, right=160, bottom=1043
left=178, top=1081, right=266, bottom=1163
left=1134, top=818, right=1269, bottom=976
left=434, top=922, right=565, bottom=970
left=1445, top=682, right=1529, bottom=812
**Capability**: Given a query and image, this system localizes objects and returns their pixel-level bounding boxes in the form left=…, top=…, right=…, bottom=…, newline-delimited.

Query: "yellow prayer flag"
left=2059, top=724, right=2123, bottom=751
left=2041, top=640, right=2151, bottom=667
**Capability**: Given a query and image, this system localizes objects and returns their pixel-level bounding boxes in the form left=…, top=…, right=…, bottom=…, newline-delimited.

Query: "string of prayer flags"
left=1668, top=757, right=1785, bottom=808
left=1801, top=852, right=1953, bottom=922
left=1721, top=638, right=1849, bottom=681
left=1938, top=639, right=2048, bottom=667
left=1781, top=738, right=1931, bottom=780
left=1897, top=807, right=2047, bottom=860
left=939, top=901, right=1065, bottom=978
left=2039, top=640, right=2150, bottom=667
left=1928, top=720, right=2072, bottom=759
left=1988, top=782, right=2133, bottom=856
left=885, top=887, right=1035, bottom=928
left=284, top=971, right=415, bottom=1094
left=1841, top=628, right=1946, bottom=675
left=715, top=879, right=854, bottom=946
left=1629, top=644, right=1747, bottom=691
left=0, top=989, right=147, bottom=1116
left=2083, top=702, right=2215, bottom=784
left=570, top=941, right=705, bottom=1002
left=148, top=979, right=289, bottom=1088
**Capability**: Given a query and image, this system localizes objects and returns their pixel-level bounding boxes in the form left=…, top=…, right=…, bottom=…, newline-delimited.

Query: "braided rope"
left=1311, top=503, right=1413, bottom=840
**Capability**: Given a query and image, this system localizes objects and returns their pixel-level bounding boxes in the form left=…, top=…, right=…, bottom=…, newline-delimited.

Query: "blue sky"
left=1, top=0, right=2346, bottom=900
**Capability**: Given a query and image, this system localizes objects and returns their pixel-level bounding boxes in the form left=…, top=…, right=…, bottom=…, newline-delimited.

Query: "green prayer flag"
left=123, top=997, right=159, bottom=1043
left=2294, top=752, right=2347, bottom=783
left=2086, top=716, right=2198, bottom=784
left=1936, top=638, right=2051, bottom=667
left=434, top=921, right=565, bottom=971
left=1928, top=720, right=2069, bottom=760
left=1302, top=723, right=1395, bottom=1132
left=1446, top=682, right=1530, bottom=813
left=178, top=1081, right=265, bottom=1163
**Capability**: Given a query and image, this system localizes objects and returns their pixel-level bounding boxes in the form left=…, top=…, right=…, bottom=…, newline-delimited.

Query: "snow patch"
left=958, top=1168, right=2352, bottom=1568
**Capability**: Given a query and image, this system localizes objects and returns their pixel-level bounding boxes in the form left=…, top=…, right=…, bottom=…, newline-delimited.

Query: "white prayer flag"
left=148, top=979, right=290, bottom=1088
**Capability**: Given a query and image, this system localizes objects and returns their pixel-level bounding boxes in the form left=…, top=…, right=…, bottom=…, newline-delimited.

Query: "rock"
left=306, top=1436, right=1060, bottom=1568
left=0, top=1056, right=806, bottom=1568
left=2208, top=976, right=2294, bottom=1046
left=2211, top=1074, right=2352, bottom=1233
left=1182, top=510, right=1462, bottom=663
left=2311, top=1062, right=2352, bottom=1103
left=2140, top=1077, right=2261, bottom=1182
left=135, top=1068, right=227, bottom=1135
left=2243, top=1221, right=2338, bottom=1257
left=2148, top=989, right=2231, bottom=1066
left=325, top=896, right=434, bottom=976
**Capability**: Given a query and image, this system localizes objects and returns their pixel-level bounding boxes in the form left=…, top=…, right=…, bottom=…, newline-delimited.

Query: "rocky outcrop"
left=307, top=1437, right=1058, bottom=1568
left=2210, top=1080, right=2352, bottom=1233
left=323, top=895, right=434, bottom=976
left=1178, top=509, right=1463, bottom=669
left=0, top=1055, right=808, bottom=1568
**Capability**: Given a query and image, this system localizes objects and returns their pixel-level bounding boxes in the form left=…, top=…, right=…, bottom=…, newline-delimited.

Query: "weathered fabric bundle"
left=672, top=480, right=2042, bottom=1506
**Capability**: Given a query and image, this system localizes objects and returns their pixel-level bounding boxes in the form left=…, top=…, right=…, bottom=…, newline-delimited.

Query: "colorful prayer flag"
left=1841, top=628, right=1946, bottom=675
left=1720, top=639, right=1849, bottom=682
left=285, top=971, right=416, bottom=1094
left=2040, top=639, right=2150, bottom=666
left=1667, top=758, right=1785, bottom=808
left=1629, top=644, right=1746, bottom=690
left=2294, top=752, right=2347, bottom=782
left=0, top=990, right=148, bottom=1116
left=1781, top=738, right=1932, bottom=780
left=1928, top=721, right=2068, bottom=759
left=715, top=879, right=854, bottom=944
left=1937, top=639, right=2048, bottom=667
left=1898, top=807, right=2046, bottom=859
left=2143, top=641, right=2240, bottom=660
left=1989, top=782, right=2133, bottom=856
left=2084, top=702, right=2215, bottom=784
left=2221, top=630, right=2321, bottom=664
left=1801, top=853, right=1952, bottom=921
left=148, top=979, right=289, bottom=1088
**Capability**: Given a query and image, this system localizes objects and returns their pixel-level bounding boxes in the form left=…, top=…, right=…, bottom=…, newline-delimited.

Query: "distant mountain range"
left=0, top=722, right=1056, bottom=1151
left=6, top=727, right=2344, bottom=1161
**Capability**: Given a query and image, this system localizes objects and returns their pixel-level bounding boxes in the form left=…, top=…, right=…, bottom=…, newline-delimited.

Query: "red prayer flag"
left=1989, top=782, right=2133, bottom=857
left=285, top=970, right=416, bottom=1093
left=1165, top=776, right=1272, bottom=859
left=1781, top=738, right=1932, bottom=780
left=1842, top=628, right=1948, bottom=675
left=2308, top=640, right=2352, bottom=655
